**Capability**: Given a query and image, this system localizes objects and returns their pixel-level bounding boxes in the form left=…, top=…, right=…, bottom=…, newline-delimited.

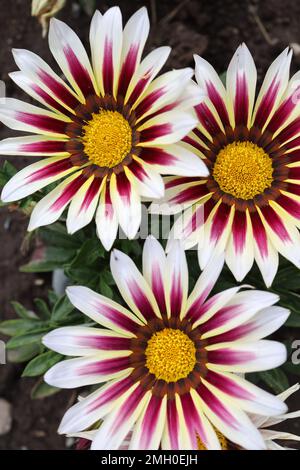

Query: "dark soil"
left=1, top=0, right=300, bottom=450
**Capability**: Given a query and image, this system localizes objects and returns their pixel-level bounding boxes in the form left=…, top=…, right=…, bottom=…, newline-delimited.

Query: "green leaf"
left=48, top=290, right=59, bottom=307
left=99, top=278, right=113, bottom=298
left=0, top=160, right=17, bottom=187
left=20, top=246, right=75, bottom=272
left=31, top=380, right=60, bottom=399
left=51, top=295, right=74, bottom=322
left=11, top=301, right=37, bottom=319
left=0, top=319, right=42, bottom=337
left=22, top=351, right=63, bottom=377
left=6, top=329, right=48, bottom=349
left=39, top=223, right=82, bottom=250
left=7, top=343, right=42, bottom=363
left=34, top=298, right=51, bottom=319
left=257, top=368, right=289, bottom=394
left=283, top=361, right=300, bottom=376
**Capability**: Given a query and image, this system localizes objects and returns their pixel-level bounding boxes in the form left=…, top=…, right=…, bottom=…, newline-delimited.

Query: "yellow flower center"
left=197, top=429, right=228, bottom=450
left=213, top=141, right=273, bottom=200
left=82, top=110, right=132, bottom=168
left=145, top=328, right=196, bottom=382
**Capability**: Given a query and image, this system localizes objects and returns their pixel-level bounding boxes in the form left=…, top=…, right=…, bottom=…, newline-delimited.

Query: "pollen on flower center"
left=81, top=110, right=132, bottom=168
left=213, top=141, right=273, bottom=200
left=145, top=328, right=196, bottom=382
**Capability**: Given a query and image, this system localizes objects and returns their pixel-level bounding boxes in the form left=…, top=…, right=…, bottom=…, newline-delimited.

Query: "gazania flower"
left=250, top=383, right=300, bottom=450
left=154, top=45, right=300, bottom=286
left=43, top=236, right=288, bottom=450
left=0, top=7, right=206, bottom=250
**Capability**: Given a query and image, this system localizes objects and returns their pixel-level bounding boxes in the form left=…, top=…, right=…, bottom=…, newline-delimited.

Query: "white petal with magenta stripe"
left=135, top=68, right=193, bottom=122
left=91, top=386, right=151, bottom=450
left=138, top=111, right=197, bottom=147
left=203, top=370, right=287, bottom=416
left=1, top=156, right=78, bottom=202
left=201, top=289, right=279, bottom=340
left=58, top=373, right=135, bottom=434
left=67, top=176, right=103, bottom=234
left=252, top=48, right=292, bottom=131
left=12, top=48, right=81, bottom=110
left=118, top=7, right=149, bottom=97
left=110, top=249, right=161, bottom=322
left=226, top=43, right=257, bottom=128
left=90, top=7, right=122, bottom=97
left=194, top=383, right=266, bottom=450
left=165, top=241, right=188, bottom=318
left=125, top=157, right=164, bottom=199
left=129, top=395, right=167, bottom=450
left=28, top=171, right=85, bottom=231
left=49, top=18, right=97, bottom=99
left=95, top=180, right=118, bottom=251
left=207, top=340, right=287, bottom=372
left=142, top=235, right=167, bottom=315
left=45, top=351, right=132, bottom=388
left=66, top=285, right=144, bottom=336
left=43, top=325, right=132, bottom=356
left=0, top=98, right=71, bottom=136
left=141, top=143, right=208, bottom=177
left=110, top=172, right=141, bottom=239
left=0, top=135, right=68, bottom=156
left=125, top=47, right=171, bottom=106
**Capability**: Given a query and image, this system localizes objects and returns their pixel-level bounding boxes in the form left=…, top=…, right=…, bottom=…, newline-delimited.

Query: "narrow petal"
left=206, top=306, right=290, bottom=344
left=28, top=171, right=85, bottom=231
left=129, top=395, right=167, bottom=450
left=226, top=43, right=257, bottom=128
left=252, top=48, right=292, bottom=131
left=1, top=155, right=77, bottom=202
left=125, top=47, right=171, bottom=106
left=250, top=211, right=279, bottom=287
left=44, top=352, right=132, bottom=388
left=135, top=68, right=193, bottom=122
left=12, top=48, right=81, bottom=110
left=43, top=325, right=132, bottom=356
left=95, top=179, right=118, bottom=251
left=204, top=370, right=288, bottom=416
left=207, top=340, right=287, bottom=372
left=0, top=135, right=68, bottom=156
left=194, top=54, right=230, bottom=127
left=140, top=143, right=209, bottom=177
left=258, top=205, right=300, bottom=268
left=66, top=285, right=144, bottom=336
left=180, top=392, right=221, bottom=449
left=165, top=241, right=188, bottom=318
left=110, top=172, right=141, bottom=239
left=10, top=71, right=74, bottom=117
left=198, top=201, right=234, bottom=270
left=49, top=18, right=97, bottom=99
left=185, top=253, right=225, bottom=319
left=0, top=98, right=70, bottom=136
left=200, top=290, right=279, bottom=340
left=58, top=374, right=135, bottom=434
left=138, top=111, right=197, bottom=147
left=67, top=176, right=103, bottom=234
left=125, top=157, right=164, bottom=199
left=90, top=386, right=151, bottom=450
left=89, top=7, right=122, bottom=97
left=195, top=383, right=266, bottom=450
left=110, top=249, right=161, bottom=322
left=118, top=7, right=150, bottom=97
left=142, top=236, right=167, bottom=316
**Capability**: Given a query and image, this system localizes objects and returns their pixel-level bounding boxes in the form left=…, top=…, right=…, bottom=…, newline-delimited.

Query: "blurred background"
left=1, top=0, right=300, bottom=450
